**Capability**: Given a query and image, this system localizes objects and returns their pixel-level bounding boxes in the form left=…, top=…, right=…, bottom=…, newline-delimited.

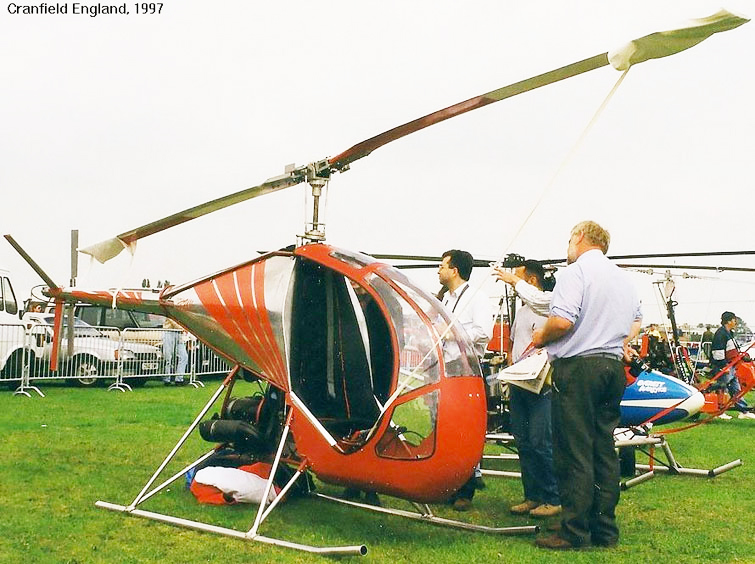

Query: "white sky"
left=1, top=1, right=753, bottom=328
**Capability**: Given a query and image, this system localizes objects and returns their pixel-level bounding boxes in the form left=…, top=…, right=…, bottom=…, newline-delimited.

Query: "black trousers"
left=551, top=355, right=625, bottom=546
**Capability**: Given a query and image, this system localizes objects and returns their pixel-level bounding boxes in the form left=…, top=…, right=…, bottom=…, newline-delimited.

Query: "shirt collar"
left=448, top=281, right=469, bottom=298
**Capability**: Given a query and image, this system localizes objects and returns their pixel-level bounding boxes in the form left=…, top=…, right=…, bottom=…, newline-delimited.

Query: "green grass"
left=1, top=383, right=754, bottom=563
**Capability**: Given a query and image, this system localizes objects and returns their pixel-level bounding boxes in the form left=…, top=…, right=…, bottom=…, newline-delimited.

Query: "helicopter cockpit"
left=288, top=245, right=480, bottom=457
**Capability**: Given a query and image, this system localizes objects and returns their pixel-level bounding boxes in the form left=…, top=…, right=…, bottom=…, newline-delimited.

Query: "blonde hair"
left=571, top=220, right=610, bottom=254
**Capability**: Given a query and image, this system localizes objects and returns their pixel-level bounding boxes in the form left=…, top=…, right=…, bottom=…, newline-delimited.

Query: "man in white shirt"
left=438, top=250, right=492, bottom=357
left=437, top=249, right=492, bottom=510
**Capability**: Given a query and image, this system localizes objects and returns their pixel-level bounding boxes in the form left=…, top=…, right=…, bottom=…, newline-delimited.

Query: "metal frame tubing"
left=620, top=471, right=655, bottom=490
left=126, top=381, right=228, bottom=510
left=13, top=331, right=44, bottom=398
left=95, top=501, right=367, bottom=556
left=315, top=493, right=539, bottom=535
left=95, top=377, right=369, bottom=556
left=248, top=409, right=292, bottom=537
left=628, top=434, right=742, bottom=478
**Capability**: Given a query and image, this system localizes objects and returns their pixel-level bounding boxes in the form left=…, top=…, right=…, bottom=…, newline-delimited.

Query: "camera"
left=501, top=253, right=526, bottom=268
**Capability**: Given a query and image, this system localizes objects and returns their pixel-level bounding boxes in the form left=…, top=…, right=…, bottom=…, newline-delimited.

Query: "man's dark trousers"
left=551, top=355, right=625, bottom=546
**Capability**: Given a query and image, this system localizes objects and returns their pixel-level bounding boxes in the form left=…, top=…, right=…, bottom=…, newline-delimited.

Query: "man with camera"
left=494, top=260, right=561, bottom=519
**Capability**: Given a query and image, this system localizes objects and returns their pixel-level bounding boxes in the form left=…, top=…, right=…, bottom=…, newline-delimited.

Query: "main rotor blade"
left=540, top=250, right=755, bottom=265
left=379, top=250, right=755, bottom=272
left=79, top=169, right=306, bottom=263
left=328, top=53, right=610, bottom=171
left=328, top=9, right=748, bottom=172
left=79, top=10, right=747, bottom=265
left=370, top=253, right=492, bottom=269
left=618, top=263, right=755, bottom=274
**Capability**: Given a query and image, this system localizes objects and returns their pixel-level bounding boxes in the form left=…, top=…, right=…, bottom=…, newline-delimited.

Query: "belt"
left=553, top=352, right=622, bottom=363
left=580, top=352, right=622, bottom=361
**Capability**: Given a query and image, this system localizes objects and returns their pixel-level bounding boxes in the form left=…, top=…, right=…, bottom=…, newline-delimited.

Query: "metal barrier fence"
left=1, top=322, right=230, bottom=396
left=0, top=322, right=29, bottom=390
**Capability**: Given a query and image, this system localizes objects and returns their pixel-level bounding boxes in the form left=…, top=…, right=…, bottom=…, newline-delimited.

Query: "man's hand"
left=493, top=267, right=520, bottom=286
left=532, top=328, right=545, bottom=347
left=533, top=316, right=573, bottom=347
left=623, top=343, right=640, bottom=363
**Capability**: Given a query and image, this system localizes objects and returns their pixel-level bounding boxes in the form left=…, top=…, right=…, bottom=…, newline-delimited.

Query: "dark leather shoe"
left=453, top=497, right=472, bottom=511
left=535, top=534, right=579, bottom=550
left=592, top=537, right=618, bottom=548
left=342, top=487, right=361, bottom=500
left=364, top=491, right=381, bottom=507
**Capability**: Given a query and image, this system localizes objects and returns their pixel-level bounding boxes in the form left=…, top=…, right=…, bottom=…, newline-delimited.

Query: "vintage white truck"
left=0, top=268, right=26, bottom=382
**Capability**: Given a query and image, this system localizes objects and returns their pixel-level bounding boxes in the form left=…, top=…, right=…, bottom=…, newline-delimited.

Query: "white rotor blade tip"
left=608, top=9, right=750, bottom=71
left=79, top=237, right=135, bottom=264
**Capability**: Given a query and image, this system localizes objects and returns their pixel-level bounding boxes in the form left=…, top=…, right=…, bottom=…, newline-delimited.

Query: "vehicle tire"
left=71, top=355, right=102, bottom=387
left=1, top=349, right=25, bottom=379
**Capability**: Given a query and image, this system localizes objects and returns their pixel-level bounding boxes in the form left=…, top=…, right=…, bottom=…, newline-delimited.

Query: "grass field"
left=2, top=382, right=754, bottom=564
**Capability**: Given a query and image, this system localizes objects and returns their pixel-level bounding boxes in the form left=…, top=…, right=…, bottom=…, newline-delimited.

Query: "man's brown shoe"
left=535, top=534, right=578, bottom=550
left=510, top=500, right=539, bottom=515
left=529, top=504, right=562, bottom=518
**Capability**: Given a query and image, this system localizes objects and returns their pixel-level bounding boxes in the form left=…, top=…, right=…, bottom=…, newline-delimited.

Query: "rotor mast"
left=299, top=160, right=331, bottom=244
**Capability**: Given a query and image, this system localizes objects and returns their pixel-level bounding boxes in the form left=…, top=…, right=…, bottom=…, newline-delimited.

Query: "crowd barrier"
left=0, top=322, right=231, bottom=396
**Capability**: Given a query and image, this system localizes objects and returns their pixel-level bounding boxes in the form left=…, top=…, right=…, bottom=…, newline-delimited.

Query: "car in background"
left=58, top=302, right=168, bottom=347
left=44, top=299, right=229, bottom=378
left=0, top=268, right=25, bottom=384
left=23, top=312, right=162, bottom=386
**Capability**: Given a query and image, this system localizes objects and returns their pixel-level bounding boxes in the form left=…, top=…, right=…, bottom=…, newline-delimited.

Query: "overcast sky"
left=1, top=1, right=753, bottom=328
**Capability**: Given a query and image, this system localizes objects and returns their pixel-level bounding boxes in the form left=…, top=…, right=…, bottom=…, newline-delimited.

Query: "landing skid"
left=315, top=492, right=538, bottom=535
left=613, top=428, right=742, bottom=489
left=482, top=430, right=742, bottom=489
left=95, top=373, right=530, bottom=557
left=95, top=378, right=367, bottom=556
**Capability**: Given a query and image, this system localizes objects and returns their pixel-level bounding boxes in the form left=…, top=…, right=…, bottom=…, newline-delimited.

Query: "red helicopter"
left=4, top=9, right=748, bottom=556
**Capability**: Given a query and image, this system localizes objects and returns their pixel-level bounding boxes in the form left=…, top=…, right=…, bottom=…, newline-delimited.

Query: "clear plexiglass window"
left=367, top=269, right=478, bottom=385
left=375, top=390, right=438, bottom=460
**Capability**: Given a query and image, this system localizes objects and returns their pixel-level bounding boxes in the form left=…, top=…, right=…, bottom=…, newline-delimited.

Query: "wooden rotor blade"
left=328, top=10, right=747, bottom=172
left=327, top=53, right=610, bottom=171
left=79, top=168, right=307, bottom=263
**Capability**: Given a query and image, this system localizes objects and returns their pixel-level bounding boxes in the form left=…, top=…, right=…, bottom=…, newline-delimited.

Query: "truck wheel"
left=72, top=356, right=101, bottom=387
left=1, top=349, right=25, bottom=379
